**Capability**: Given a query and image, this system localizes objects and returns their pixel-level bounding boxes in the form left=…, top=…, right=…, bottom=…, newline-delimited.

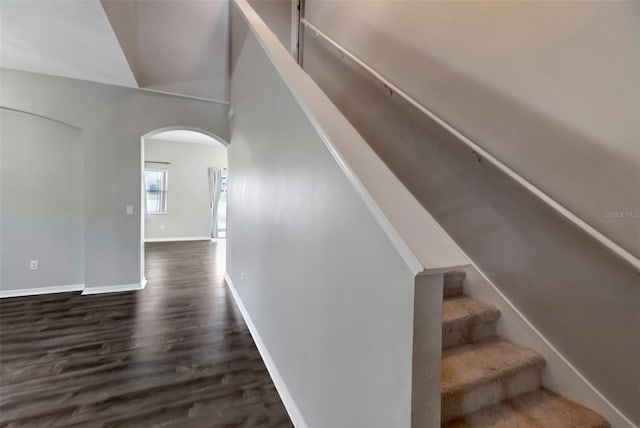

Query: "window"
left=144, top=169, right=168, bottom=214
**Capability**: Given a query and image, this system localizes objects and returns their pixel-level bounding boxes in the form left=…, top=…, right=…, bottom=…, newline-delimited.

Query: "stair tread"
left=442, top=389, right=610, bottom=428
left=443, top=295, right=500, bottom=325
left=442, top=337, right=545, bottom=396
left=442, top=295, right=501, bottom=349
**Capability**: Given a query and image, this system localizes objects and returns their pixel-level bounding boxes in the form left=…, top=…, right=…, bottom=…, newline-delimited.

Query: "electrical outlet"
left=126, top=205, right=134, bottom=215
left=30, top=260, right=39, bottom=271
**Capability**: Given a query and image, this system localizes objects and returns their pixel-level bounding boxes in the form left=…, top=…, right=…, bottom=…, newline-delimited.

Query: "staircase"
left=440, top=272, right=609, bottom=428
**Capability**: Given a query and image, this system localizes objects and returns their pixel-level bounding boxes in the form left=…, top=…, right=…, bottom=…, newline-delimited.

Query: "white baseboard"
left=463, top=267, right=636, bottom=428
left=0, top=283, right=84, bottom=298
left=145, top=237, right=211, bottom=242
left=1, top=279, right=148, bottom=298
left=82, top=279, right=147, bottom=295
left=224, top=273, right=307, bottom=428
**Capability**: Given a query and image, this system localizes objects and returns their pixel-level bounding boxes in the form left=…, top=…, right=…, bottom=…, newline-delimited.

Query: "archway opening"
left=140, top=127, right=228, bottom=286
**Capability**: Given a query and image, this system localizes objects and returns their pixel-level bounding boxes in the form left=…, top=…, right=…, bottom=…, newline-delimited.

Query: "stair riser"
left=442, top=365, right=543, bottom=423
left=442, top=390, right=611, bottom=428
left=443, top=317, right=498, bottom=350
left=443, top=272, right=465, bottom=297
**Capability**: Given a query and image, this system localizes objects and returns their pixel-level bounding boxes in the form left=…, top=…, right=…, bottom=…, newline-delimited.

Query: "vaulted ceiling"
left=0, top=0, right=137, bottom=87
left=0, top=0, right=229, bottom=101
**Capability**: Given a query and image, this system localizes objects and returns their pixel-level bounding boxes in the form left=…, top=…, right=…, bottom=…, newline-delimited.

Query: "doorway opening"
left=140, top=127, right=228, bottom=285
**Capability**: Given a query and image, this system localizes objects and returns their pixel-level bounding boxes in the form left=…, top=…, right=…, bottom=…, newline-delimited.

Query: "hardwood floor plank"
left=0, top=241, right=292, bottom=428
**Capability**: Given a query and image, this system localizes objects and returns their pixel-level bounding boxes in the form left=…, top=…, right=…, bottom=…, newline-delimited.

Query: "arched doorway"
left=140, top=127, right=229, bottom=286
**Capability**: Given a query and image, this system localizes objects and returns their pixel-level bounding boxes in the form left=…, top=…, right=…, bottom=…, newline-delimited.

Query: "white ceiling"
left=0, top=0, right=138, bottom=87
left=148, top=130, right=226, bottom=146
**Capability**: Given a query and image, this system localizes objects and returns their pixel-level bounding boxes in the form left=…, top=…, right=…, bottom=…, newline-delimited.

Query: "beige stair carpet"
left=442, top=390, right=609, bottom=428
left=439, top=271, right=609, bottom=427
left=443, top=271, right=465, bottom=297
left=441, top=337, right=545, bottom=422
left=442, top=295, right=500, bottom=349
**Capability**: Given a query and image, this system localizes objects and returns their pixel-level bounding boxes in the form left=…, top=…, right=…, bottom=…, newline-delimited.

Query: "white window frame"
left=144, top=168, right=169, bottom=215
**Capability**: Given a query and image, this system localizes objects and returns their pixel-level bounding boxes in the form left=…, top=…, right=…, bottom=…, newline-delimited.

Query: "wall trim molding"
left=0, top=283, right=84, bottom=298
left=82, top=279, right=147, bottom=295
left=136, top=87, right=230, bottom=106
left=224, top=273, right=308, bottom=428
left=0, top=106, right=82, bottom=129
left=144, top=237, right=211, bottom=243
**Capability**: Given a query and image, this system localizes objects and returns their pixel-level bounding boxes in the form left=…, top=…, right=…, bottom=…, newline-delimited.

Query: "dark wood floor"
left=0, top=240, right=292, bottom=428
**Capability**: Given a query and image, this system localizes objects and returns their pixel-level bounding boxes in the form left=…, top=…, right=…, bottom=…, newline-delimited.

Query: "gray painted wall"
left=144, top=139, right=227, bottom=240
left=228, top=5, right=416, bottom=425
left=302, top=34, right=640, bottom=424
left=101, top=0, right=230, bottom=100
left=248, top=0, right=292, bottom=53
left=305, top=0, right=640, bottom=260
left=0, top=110, right=84, bottom=291
left=0, top=69, right=229, bottom=291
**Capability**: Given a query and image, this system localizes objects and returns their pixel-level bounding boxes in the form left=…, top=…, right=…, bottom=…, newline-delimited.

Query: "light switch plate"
left=126, top=205, right=134, bottom=215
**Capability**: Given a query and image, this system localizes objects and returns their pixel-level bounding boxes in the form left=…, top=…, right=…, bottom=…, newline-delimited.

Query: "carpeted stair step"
left=442, top=389, right=610, bottom=428
left=444, top=271, right=466, bottom=297
left=441, top=337, right=545, bottom=423
left=443, top=295, right=500, bottom=349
